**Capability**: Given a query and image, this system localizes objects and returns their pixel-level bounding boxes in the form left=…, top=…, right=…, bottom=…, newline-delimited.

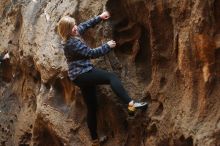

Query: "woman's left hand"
left=100, top=11, right=110, bottom=20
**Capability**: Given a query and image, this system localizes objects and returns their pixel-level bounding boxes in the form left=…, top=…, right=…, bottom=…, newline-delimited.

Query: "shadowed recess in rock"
left=106, top=0, right=152, bottom=85
left=0, top=59, right=12, bottom=82
left=46, top=77, right=75, bottom=109
left=215, top=49, right=220, bottom=76
left=174, top=135, right=193, bottom=146
left=33, top=116, right=64, bottom=146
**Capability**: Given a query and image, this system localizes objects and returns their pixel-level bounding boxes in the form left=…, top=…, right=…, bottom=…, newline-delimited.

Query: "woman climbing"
left=57, top=11, right=147, bottom=146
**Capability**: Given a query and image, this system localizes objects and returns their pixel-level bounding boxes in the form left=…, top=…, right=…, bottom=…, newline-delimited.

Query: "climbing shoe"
left=92, top=139, right=100, bottom=146
left=99, top=135, right=108, bottom=144
left=128, top=100, right=148, bottom=115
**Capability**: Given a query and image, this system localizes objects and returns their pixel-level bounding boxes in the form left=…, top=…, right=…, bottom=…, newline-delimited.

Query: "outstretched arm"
left=77, top=16, right=102, bottom=35
left=68, top=38, right=110, bottom=58
left=77, top=11, right=110, bottom=35
left=67, top=38, right=116, bottom=59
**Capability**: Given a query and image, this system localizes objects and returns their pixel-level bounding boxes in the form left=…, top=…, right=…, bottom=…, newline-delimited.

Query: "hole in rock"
left=154, top=102, right=164, bottom=116
left=50, top=78, right=66, bottom=106
left=174, top=135, right=193, bottom=146
left=215, top=49, right=220, bottom=76
left=35, top=127, right=63, bottom=146
left=33, top=119, right=64, bottom=146
left=0, top=59, right=13, bottom=83
left=19, top=132, right=32, bottom=145
left=106, top=0, right=152, bottom=85
left=160, top=76, right=166, bottom=88
left=214, top=0, right=220, bottom=34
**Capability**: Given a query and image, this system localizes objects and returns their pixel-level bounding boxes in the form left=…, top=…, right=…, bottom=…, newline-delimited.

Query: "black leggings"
left=73, top=68, right=132, bottom=140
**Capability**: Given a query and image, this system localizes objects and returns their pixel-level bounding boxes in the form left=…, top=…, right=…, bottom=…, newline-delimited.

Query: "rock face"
left=0, top=0, right=219, bottom=146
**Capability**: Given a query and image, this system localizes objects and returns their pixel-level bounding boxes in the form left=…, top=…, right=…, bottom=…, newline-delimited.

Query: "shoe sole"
left=135, top=103, right=148, bottom=109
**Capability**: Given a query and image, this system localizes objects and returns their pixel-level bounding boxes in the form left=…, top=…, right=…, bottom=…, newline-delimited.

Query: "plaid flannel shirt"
left=63, top=16, right=111, bottom=81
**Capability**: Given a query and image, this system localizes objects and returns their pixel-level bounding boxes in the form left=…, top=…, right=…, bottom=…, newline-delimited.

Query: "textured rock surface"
left=0, top=0, right=219, bottom=146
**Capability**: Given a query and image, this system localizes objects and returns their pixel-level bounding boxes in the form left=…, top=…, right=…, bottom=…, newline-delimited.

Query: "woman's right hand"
left=107, top=40, right=116, bottom=48
left=100, top=11, right=111, bottom=20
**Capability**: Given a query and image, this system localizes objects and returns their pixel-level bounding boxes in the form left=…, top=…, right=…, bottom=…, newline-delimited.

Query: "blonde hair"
left=57, top=16, right=76, bottom=41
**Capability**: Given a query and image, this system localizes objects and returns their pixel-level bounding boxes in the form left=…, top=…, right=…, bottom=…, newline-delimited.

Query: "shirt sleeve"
left=77, top=16, right=102, bottom=35
left=67, top=38, right=111, bottom=58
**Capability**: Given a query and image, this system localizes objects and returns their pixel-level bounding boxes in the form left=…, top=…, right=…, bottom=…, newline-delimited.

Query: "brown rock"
left=0, top=0, right=219, bottom=146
